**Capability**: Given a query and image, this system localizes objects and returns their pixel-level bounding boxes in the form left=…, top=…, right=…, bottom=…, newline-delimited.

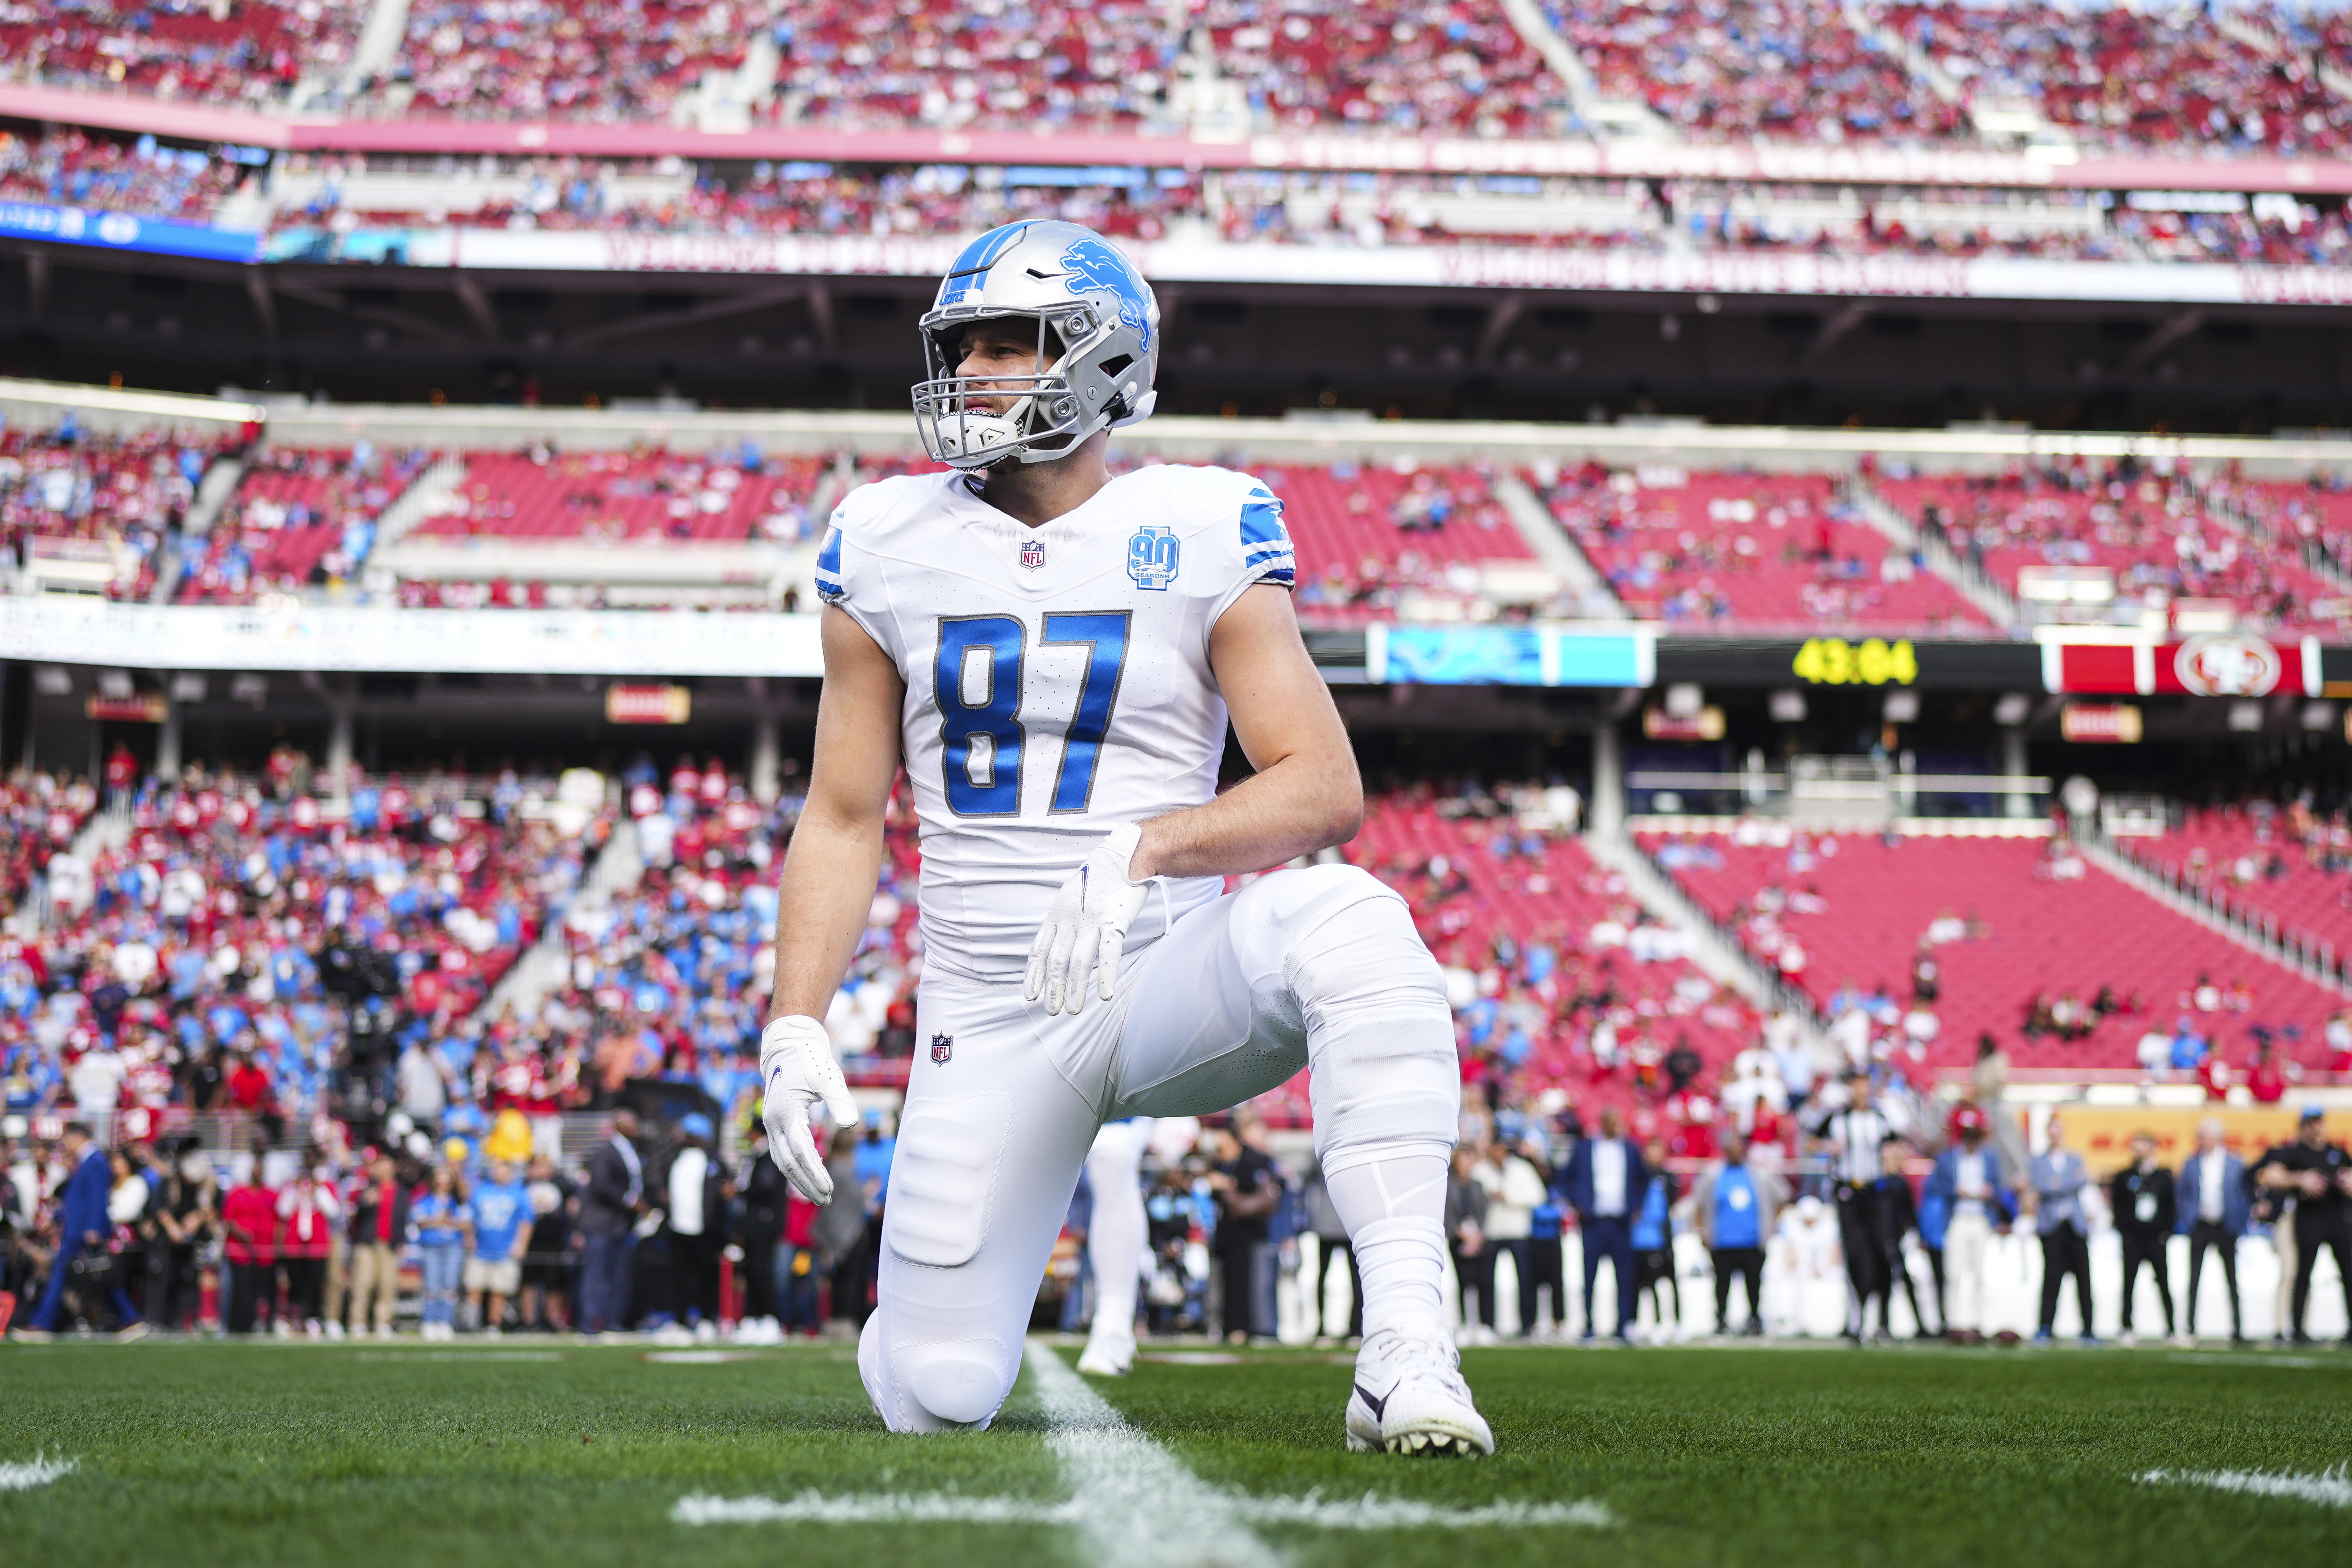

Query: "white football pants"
left=1083, top=1117, right=1154, bottom=1346
left=858, top=863, right=1459, bottom=1432
left=1943, top=1210, right=1992, bottom=1334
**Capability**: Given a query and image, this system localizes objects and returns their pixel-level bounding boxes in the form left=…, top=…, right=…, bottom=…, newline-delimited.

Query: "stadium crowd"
left=6, top=762, right=2347, bottom=1345
left=1, top=416, right=229, bottom=603
left=7, top=0, right=2352, bottom=166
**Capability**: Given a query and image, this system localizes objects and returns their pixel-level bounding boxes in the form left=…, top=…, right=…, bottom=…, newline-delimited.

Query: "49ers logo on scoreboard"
left=2173, top=634, right=2283, bottom=697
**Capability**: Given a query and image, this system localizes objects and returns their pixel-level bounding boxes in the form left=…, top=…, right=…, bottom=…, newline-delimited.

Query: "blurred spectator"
left=2177, top=1117, right=2248, bottom=1344
left=467, top=1157, right=533, bottom=1334
left=344, top=1151, right=410, bottom=1338
left=1922, top=1106, right=2011, bottom=1344
left=816, top=1125, right=868, bottom=1330
left=143, top=1142, right=217, bottom=1330
left=1303, top=1160, right=1362, bottom=1341
left=2253, top=1107, right=2352, bottom=1344
left=519, top=1153, right=577, bottom=1332
left=409, top=1163, right=472, bottom=1341
left=1206, top=1119, right=1278, bottom=1344
left=2110, top=1132, right=2179, bottom=1345
left=736, top=1125, right=790, bottom=1338
left=1873, top=1133, right=1931, bottom=1338
left=1445, top=1144, right=1493, bottom=1341
left=2027, top=1115, right=2096, bottom=1345
left=1629, top=1134, right=1678, bottom=1337
left=578, top=1108, right=644, bottom=1333
left=664, top=1113, right=722, bottom=1333
left=1562, top=1106, right=1644, bottom=1342
left=1692, top=1128, right=1782, bottom=1336
left=278, top=1153, right=342, bottom=1336
left=220, top=1153, right=280, bottom=1335
left=31, top=1133, right=144, bottom=1335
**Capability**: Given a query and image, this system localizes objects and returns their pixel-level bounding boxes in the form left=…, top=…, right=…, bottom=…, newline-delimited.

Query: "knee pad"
left=861, top=1314, right=1016, bottom=1433
left=1264, top=873, right=1458, bottom=1165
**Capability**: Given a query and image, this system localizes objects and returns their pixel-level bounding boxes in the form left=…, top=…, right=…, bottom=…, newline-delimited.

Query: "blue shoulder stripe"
left=815, top=524, right=845, bottom=602
left=1240, top=495, right=1289, bottom=552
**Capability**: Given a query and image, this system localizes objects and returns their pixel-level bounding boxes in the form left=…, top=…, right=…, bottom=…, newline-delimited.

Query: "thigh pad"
left=886, top=1091, right=1014, bottom=1270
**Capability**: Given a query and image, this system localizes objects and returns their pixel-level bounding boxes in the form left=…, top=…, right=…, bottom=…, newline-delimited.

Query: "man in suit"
left=1922, top=1106, right=2014, bottom=1344
left=2176, top=1116, right=2249, bottom=1344
left=22, top=1122, right=142, bottom=1338
left=1560, top=1106, right=1645, bottom=1342
left=2027, top=1114, right=2097, bottom=1344
left=577, top=1108, right=646, bottom=1334
left=2110, top=1131, right=2178, bottom=1344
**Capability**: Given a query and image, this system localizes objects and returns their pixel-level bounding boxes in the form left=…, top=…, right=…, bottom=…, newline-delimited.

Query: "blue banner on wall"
left=0, top=202, right=260, bottom=264
left=1368, top=626, right=1654, bottom=686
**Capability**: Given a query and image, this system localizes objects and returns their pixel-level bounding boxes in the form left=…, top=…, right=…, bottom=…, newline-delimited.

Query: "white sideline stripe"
left=1022, top=1338, right=1285, bottom=1568
left=672, top=1489, right=1620, bottom=1531
left=0, top=1457, right=75, bottom=1491
left=2138, top=1467, right=2352, bottom=1509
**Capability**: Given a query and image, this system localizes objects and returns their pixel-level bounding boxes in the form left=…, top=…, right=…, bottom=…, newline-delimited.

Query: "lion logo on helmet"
left=1059, top=237, right=1151, bottom=352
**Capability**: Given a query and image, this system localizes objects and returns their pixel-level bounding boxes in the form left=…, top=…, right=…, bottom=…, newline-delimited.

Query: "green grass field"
left=4, top=1339, right=2349, bottom=1567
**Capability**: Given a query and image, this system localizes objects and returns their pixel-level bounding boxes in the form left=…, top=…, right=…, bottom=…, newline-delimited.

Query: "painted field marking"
left=674, top=1490, right=1620, bottom=1531
left=2138, top=1467, right=2352, bottom=1509
left=352, top=1351, right=566, bottom=1363
left=1023, top=1337, right=1284, bottom=1568
left=2166, top=1354, right=2326, bottom=1370
left=0, top=1457, right=75, bottom=1491
left=677, top=1341, right=1618, bottom=1547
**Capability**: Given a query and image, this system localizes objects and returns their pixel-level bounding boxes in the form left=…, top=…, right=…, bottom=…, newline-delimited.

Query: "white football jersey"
left=816, top=463, right=1296, bottom=984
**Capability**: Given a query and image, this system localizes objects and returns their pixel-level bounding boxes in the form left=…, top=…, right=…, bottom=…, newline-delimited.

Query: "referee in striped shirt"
left=1813, top=1072, right=1899, bottom=1341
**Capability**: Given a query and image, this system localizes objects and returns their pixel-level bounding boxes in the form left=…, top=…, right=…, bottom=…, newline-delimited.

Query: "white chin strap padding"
left=1110, top=389, right=1157, bottom=429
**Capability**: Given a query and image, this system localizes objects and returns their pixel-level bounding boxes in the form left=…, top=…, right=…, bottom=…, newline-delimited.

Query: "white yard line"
left=2138, top=1466, right=2352, bottom=1509
left=1232, top=1493, right=1616, bottom=1530
left=0, top=1456, right=75, bottom=1491
left=677, top=1493, right=1073, bottom=1525
left=675, top=1342, right=1619, bottom=1547
left=1022, top=1338, right=1286, bottom=1568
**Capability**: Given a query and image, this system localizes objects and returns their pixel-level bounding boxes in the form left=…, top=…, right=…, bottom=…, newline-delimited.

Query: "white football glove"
left=760, top=1014, right=858, bottom=1203
left=1025, top=822, right=1150, bottom=1016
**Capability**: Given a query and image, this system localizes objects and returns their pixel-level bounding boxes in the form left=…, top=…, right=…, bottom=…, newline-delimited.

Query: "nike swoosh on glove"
left=1024, top=821, right=1149, bottom=1016
left=761, top=1014, right=858, bottom=1203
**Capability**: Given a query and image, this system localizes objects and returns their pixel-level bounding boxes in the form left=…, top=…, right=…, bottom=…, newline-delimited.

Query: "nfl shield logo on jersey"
left=1019, top=538, right=1046, bottom=571
left=1126, top=523, right=1179, bottom=591
left=930, top=1032, right=954, bottom=1064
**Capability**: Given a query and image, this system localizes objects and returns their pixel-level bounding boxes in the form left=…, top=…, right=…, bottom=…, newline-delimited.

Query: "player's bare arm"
left=1128, top=583, right=1362, bottom=881
left=767, top=606, right=905, bottom=1024
left=756, top=606, right=904, bottom=1202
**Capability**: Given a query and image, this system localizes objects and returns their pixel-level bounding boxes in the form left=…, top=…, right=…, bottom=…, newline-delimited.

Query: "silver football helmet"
left=913, top=220, right=1160, bottom=469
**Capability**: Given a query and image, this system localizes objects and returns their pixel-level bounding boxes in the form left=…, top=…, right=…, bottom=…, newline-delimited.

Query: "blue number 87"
left=935, top=612, right=1131, bottom=817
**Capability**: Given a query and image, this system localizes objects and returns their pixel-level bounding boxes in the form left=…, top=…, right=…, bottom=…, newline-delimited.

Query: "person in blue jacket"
left=1921, top=1107, right=2015, bottom=1344
left=1629, top=1136, right=1680, bottom=1338
left=25, top=1122, right=142, bottom=1336
left=2176, top=1116, right=2251, bottom=1343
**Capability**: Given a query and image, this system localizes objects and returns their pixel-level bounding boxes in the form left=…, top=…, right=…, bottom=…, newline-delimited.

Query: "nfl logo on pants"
left=930, top=1033, right=954, bottom=1064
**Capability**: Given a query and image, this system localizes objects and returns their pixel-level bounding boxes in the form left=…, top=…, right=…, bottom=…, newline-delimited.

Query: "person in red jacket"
left=220, top=1162, right=281, bottom=1334
left=2247, top=1038, right=2289, bottom=1105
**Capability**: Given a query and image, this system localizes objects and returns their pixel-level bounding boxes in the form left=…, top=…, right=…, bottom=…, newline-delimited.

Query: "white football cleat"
left=1076, top=1326, right=1136, bottom=1377
left=1344, top=1327, right=1495, bottom=1456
